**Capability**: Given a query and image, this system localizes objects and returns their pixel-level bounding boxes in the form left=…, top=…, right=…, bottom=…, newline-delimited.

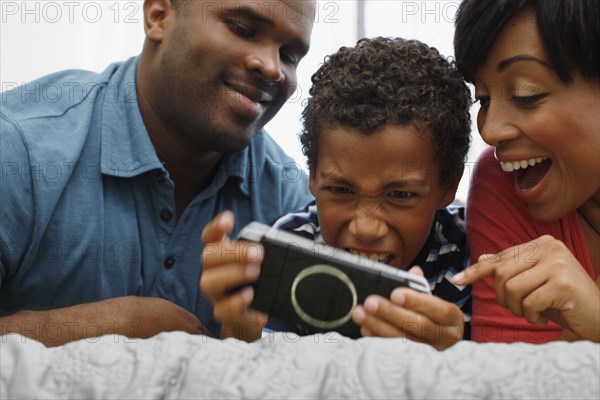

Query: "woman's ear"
left=143, top=0, right=174, bottom=43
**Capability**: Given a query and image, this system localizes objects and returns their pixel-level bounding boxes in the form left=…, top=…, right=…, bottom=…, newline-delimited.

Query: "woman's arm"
left=459, top=148, right=599, bottom=343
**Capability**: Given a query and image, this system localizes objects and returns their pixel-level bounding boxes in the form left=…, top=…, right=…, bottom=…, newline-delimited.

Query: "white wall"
left=0, top=0, right=484, bottom=201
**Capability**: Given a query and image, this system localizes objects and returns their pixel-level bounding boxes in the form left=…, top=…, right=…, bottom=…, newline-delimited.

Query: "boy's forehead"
left=319, top=123, right=432, bottom=146
left=315, top=124, right=441, bottom=182
left=317, top=166, right=432, bottom=186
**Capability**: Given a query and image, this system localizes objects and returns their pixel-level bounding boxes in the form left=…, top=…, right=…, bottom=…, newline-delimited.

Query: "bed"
left=1, top=331, right=598, bottom=399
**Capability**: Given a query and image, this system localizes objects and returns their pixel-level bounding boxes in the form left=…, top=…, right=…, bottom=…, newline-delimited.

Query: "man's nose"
left=245, top=46, right=284, bottom=83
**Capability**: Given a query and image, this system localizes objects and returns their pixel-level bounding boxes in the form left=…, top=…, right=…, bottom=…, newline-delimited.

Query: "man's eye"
left=511, top=93, right=549, bottom=108
left=225, top=20, right=255, bottom=39
left=280, top=50, right=298, bottom=67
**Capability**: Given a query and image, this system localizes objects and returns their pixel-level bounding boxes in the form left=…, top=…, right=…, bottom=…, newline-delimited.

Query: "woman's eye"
left=475, top=95, right=490, bottom=110
left=511, top=93, right=549, bottom=108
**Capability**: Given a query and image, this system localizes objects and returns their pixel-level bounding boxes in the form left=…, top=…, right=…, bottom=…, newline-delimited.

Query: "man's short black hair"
left=454, top=0, right=600, bottom=84
left=300, top=36, right=472, bottom=186
left=170, top=0, right=189, bottom=11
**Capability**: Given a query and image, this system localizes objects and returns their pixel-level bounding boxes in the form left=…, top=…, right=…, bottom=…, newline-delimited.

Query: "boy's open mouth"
left=348, top=249, right=396, bottom=266
left=500, top=157, right=552, bottom=190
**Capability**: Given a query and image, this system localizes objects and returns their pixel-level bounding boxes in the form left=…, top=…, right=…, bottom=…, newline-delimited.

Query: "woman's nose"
left=477, top=99, right=520, bottom=146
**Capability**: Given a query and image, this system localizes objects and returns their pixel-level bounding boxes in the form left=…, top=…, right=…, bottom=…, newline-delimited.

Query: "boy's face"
left=309, top=124, right=457, bottom=270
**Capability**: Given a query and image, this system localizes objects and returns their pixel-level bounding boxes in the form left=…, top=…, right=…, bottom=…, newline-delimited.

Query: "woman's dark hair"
left=454, top=0, right=600, bottom=84
left=301, top=37, right=472, bottom=186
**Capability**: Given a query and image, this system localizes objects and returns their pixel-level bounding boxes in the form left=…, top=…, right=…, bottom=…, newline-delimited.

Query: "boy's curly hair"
left=301, top=37, right=472, bottom=186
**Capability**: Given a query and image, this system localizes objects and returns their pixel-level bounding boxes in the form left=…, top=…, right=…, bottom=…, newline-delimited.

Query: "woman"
left=452, top=0, right=599, bottom=343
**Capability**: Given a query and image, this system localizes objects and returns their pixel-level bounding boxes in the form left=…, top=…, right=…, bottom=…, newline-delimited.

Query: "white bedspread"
left=1, top=332, right=598, bottom=399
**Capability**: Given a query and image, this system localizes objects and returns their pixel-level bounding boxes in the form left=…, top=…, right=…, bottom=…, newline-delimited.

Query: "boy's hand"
left=351, top=267, right=464, bottom=351
left=200, top=211, right=267, bottom=341
left=452, top=235, right=600, bottom=342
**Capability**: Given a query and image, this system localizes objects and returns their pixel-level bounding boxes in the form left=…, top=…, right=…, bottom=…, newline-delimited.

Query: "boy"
left=200, top=37, right=472, bottom=350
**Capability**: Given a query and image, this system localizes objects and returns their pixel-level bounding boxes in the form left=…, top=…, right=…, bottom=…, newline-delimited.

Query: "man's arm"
left=0, top=296, right=208, bottom=347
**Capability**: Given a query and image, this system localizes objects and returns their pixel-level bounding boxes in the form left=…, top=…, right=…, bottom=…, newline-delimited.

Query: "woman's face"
left=473, top=7, right=600, bottom=222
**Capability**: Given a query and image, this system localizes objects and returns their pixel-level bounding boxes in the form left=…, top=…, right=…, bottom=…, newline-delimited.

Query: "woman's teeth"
left=349, top=250, right=390, bottom=263
left=500, top=157, right=547, bottom=172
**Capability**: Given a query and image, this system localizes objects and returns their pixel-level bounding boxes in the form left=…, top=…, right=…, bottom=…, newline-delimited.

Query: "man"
left=0, top=0, right=315, bottom=345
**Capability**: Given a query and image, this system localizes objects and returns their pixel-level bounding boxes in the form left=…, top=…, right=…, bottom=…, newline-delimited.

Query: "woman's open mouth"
left=500, top=157, right=553, bottom=191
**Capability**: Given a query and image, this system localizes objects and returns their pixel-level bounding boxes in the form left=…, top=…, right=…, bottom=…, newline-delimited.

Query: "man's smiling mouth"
left=224, top=81, right=274, bottom=103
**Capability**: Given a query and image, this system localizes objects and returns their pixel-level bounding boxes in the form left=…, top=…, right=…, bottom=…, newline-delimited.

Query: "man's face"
left=309, top=125, right=456, bottom=270
left=154, top=0, right=314, bottom=153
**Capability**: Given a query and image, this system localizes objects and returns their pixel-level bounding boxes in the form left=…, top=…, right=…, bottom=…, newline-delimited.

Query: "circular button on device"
left=291, top=264, right=357, bottom=329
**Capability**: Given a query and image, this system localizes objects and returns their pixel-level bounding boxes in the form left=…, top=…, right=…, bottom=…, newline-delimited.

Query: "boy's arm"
left=0, top=296, right=206, bottom=347
left=200, top=211, right=267, bottom=341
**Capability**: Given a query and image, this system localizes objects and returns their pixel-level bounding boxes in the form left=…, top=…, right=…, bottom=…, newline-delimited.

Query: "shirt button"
left=160, top=209, right=172, bottom=222
left=156, top=171, right=166, bottom=184
left=164, top=256, right=176, bottom=269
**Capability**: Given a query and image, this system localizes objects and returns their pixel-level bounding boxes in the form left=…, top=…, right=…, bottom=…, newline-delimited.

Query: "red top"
left=466, top=147, right=596, bottom=343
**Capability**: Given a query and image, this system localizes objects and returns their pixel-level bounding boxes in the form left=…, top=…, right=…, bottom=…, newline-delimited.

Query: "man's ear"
left=144, top=0, right=174, bottom=43
left=437, top=166, right=464, bottom=208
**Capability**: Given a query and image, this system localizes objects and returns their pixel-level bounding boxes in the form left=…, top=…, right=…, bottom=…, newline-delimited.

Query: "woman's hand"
left=200, top=211, right=267, bottom=341
left=453, top=235, right=600, bottom=342
left=352, top=267, right=465, bottom=351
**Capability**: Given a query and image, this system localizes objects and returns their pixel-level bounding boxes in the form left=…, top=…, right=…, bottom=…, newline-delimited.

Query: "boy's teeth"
left=500, top=157, right=546, bottom=172
left=350, top=250, right=390, bottom=262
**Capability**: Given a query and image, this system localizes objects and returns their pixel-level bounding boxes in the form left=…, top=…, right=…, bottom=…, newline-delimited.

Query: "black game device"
left=236, top=222, right=431, bottom=338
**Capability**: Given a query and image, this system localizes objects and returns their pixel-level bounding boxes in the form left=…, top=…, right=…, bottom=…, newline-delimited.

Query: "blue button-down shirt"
left=0, top=57, right=312, bottom=336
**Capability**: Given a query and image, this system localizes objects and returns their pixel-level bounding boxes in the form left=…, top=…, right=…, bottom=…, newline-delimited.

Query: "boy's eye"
left=224, top=19, right=255, bottom=39
left=511, top=93, right=549, bottom=108
left=325, top=186, right=353, bottom=195
left=389, top=191, right=413, bottom=200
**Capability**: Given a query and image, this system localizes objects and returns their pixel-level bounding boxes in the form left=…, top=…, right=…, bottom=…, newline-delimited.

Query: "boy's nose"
left=348, top=212, right=388, bottom=243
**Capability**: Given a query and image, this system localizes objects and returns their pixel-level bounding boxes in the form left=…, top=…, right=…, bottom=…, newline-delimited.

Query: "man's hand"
left=200, top=211, right=267, bottom=341
left=0, top=296, right=207, bottom=347
left=109, top=296, right=207, bottom=338
left=352, top=267, right=464, bottom=350
left=452, top=235, right=600, bottom=342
